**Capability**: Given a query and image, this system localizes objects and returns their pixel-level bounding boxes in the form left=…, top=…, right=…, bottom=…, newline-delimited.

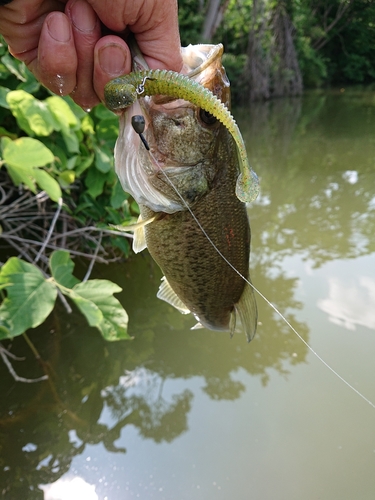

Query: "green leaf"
left=81, top=114, right=95, bottom=135
left=46, top=96, right=80, bottom=153
left=2, top=137, right=54, bottom=169
left=1, top=53, right=26, bottom=82
left=0, top=85, right=10, bottom=108
left=94, top=104, right=117, bottom=120
left=65, top=289, right=103, bottom=327
left=96, top=120, right=118, bottom=147
left=49, top=250, right=80, bottom=289
left=0, top=258, right=57, bottom=339
left=6, top=90, right=58, bottom=136
left=73, top=280, right=129, bottom=341
left=84, top=167, right=108, bottom=198
left=94, top=144, right=113, bottom=173
left=32, top=168, right=62, bottom=201
left=74, top=153, right=94, bottom=177
left=110, top=179, right=129, bottom=209
left=6, top=164, right=36, bottom=192
left=46, top=96, right=79, bottom=129
left=0, top=127, right=16, bottom=140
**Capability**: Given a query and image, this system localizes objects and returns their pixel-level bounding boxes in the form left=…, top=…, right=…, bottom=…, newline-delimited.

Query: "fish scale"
left=140, top=127, right=252, bottom=332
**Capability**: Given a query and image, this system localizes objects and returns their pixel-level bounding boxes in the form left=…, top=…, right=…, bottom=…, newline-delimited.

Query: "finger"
left=86, top=0, right=183, bottom=72
left=133, top=0, right=183, bottom=72
left=29, top=11, right=78, bottom=95
left=93, top=36, right=131, bottom=104
left=0, top=0, right=66, bottom=61
left=65, top=0, right=101, bottom=109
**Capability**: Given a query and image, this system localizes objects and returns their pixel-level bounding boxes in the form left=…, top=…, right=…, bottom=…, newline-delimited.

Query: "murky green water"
left=1, top=88, right=375, bottom=500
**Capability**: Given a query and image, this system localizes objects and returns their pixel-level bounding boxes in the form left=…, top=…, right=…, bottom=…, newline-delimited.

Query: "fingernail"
left=47, top=14, right=71, bottom=43
left=70, top=0, right=97, bottom=32
left=99, top=45, right=127, bottom=76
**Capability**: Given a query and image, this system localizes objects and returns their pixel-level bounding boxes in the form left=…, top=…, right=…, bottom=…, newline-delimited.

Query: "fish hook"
left=131, top=115, right=150, bottom=150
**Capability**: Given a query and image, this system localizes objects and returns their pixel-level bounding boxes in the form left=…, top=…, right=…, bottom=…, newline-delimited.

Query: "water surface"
left=1, top=88, right=375, bottom=500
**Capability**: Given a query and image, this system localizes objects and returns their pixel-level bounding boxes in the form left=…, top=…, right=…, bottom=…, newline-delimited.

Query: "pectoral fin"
left=111, top=214, right=157, bottom=232
left=157, top=277, right=190, bottom=314
left=111, top=215, right=158, bottom=254
left=235, top=278, right=258, bottom=342
left=132, top=220, right=147, bottom=254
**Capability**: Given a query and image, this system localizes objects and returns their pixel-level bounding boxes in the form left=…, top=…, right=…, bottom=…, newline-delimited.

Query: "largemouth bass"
left=104, top=43, right=258, bottom=340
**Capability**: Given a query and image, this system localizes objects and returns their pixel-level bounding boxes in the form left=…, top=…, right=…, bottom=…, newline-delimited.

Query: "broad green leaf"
left=46, top=96, right=80, bottom=153
left=94, top=144, right=113, bottom=173
left=6, top=90, right=58, bottom=136
left=0, top=135, right=12, bottom=150
left=33, top=168, right=62, bottom=201
left=49, top=250, right=80, bottom=289
left=65, top=289, right=103, bottom=327
left=6, top=164, right=36, bottom=192
left=0, top=258, right=57, bottom=339
left=73, top=280, right=129, bottom=341
left=62, top=95, right=87, bottom=120
left=2, top=137, right=54, bottom=169
left=46, top=96, right=79, bottom=128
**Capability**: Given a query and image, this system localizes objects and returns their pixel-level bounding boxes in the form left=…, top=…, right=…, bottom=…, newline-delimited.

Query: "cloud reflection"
left=40, top=476, right=98, bottom=500
left=318, top=276, right=375, bottom=331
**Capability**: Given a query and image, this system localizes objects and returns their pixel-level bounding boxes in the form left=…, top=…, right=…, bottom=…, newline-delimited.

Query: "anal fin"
left=157, top=277, right=190, bottom=314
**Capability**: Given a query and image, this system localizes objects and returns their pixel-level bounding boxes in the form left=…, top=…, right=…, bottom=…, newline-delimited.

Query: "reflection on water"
left=318, top=275, right=375, bottom=331
left=1, top=89, right=375, bottom=500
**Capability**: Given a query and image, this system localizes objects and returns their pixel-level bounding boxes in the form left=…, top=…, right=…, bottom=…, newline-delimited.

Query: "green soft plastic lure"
left=104, top=69, right=259, bottom=203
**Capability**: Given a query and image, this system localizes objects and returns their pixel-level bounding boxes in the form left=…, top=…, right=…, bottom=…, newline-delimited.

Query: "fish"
left=104, top=42, right=258, bottom=341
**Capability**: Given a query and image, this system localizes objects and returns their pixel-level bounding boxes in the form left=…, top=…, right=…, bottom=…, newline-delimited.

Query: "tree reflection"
left=241, top=89, right=375, bottom=267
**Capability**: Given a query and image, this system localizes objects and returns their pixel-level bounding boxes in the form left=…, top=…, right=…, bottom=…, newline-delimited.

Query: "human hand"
left=0, top=0, right=182, bottom=109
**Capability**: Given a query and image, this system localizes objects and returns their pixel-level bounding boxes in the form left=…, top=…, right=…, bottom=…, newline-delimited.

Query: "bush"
left=0, top=37, right=134, bottom=343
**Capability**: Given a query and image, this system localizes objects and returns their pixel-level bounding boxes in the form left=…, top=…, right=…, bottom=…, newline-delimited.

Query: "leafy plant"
left=0, top=37, right=135, bottom=347
left=0, top=251, right=130, bottom=341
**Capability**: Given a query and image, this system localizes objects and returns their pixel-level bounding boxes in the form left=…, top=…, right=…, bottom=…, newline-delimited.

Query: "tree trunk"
left=202, top=0, right=230, bottom=41
left=243, top=0, right=271, bottom=101
left=270, top=4, right=303, bottom=97
left=242, top=0, right=302, bottom=101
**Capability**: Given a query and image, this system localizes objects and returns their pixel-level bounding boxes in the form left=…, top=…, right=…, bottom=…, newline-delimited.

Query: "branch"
left=312, top=0, right=355, bottom=51
left=34, top=197, right=63, bottom=264
left=0, top=343, right=48, bottom=383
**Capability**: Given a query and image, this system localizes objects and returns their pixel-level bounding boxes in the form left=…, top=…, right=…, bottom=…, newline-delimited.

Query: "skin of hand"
left=0, top=0, right=183, bottom=109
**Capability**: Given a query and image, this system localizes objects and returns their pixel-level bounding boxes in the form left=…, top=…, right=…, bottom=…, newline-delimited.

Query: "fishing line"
left=132, top=116, right=375, bottom=410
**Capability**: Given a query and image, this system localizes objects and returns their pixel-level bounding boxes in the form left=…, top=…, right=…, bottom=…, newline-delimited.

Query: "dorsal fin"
left=157, top=277, right=190, bottom=314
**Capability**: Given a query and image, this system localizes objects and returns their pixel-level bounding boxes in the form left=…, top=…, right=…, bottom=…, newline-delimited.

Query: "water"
left=1, top=88, right=375, bottom=500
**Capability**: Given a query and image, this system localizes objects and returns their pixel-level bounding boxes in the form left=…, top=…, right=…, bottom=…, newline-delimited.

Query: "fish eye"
left=199, top=109, right=218, bottom=126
